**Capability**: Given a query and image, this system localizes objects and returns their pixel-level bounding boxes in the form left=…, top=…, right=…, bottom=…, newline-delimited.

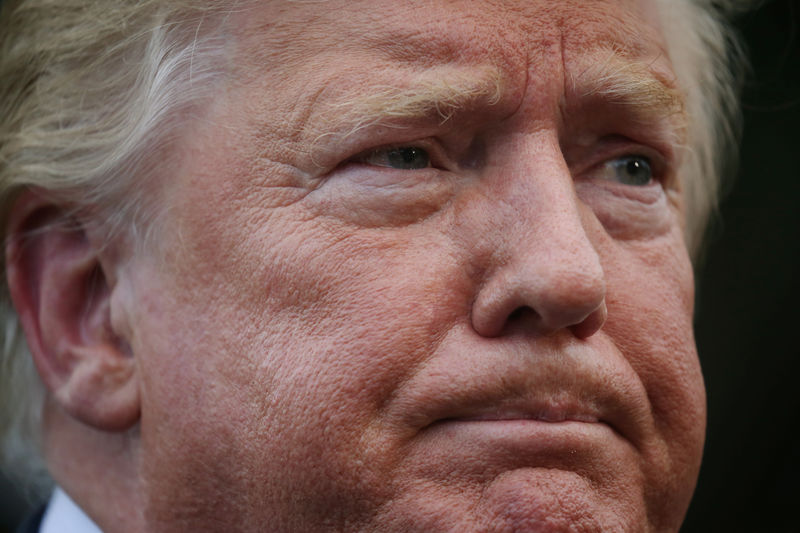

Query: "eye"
left=357, top=146, right=431, bottom=170
left=601, top=156, right=653, bottom=186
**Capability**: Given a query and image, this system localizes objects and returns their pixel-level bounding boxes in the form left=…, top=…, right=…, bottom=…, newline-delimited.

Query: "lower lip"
left=408, top=418, right=630, bottom=474
left=428, top=417, right=613, bottom=441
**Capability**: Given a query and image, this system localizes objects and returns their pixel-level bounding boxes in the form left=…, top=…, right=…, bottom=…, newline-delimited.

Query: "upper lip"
left=382, top=335, right=653, bottom=451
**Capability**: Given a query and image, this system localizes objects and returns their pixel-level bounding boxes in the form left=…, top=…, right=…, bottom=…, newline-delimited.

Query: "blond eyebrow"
left=318, top=65, right=505, bottom=138
left=313, top=53, right=687, bottom=146
left=569, top=51, right=688, bottom=131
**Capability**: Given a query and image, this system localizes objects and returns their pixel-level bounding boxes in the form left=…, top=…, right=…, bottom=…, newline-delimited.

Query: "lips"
left=382, top=330, right=654, bottom=453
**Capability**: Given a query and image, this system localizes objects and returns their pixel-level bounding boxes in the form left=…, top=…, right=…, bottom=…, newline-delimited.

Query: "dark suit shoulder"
left=15, top=505, right=46, bottom=533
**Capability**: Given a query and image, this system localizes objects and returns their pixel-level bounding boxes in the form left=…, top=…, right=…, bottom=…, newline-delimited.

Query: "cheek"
left=601, top=231, right=705, bottom=521
left=253, top=226, right=468, bottom=432
left=133, top=208, right=475, bottom=522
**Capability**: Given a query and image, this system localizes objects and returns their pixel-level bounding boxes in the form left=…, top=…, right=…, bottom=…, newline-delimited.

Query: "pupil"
left=623, top=157, right=651, bottom=185
left=387, top=147, right=429, bottom=169
left=401, top=148, right=418, bottom=163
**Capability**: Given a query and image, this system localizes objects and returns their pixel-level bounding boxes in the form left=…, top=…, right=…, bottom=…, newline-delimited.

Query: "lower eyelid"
left=336, top=164, right=442, bottom=189
left=577, top=177, right=664, bottom=205
left=575, top=181, right=672, bottom=238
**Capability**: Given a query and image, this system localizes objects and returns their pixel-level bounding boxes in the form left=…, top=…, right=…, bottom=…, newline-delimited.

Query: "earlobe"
left=5, top=189, right=139, bottom=431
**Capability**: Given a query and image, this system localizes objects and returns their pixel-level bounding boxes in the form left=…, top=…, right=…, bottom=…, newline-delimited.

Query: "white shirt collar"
left=40, top=487, right=102, bottom=533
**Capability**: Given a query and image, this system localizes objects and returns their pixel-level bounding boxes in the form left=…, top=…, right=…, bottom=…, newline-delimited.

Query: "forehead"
left=219, top=0, right=682, bottom=159
left=231, top=0, right=667, bottom=75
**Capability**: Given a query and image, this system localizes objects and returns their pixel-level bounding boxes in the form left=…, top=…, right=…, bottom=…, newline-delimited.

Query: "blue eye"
left=360, top=146, right=431, bottom=170
left=604, top=156, right=653, bottom=186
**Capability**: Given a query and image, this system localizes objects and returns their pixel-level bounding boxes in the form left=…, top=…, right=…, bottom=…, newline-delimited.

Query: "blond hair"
left=657, top=0, right=750, bottom=257
left=0, top=0, right=752, bottom=501
left=0, top=0, right=231, bottom=499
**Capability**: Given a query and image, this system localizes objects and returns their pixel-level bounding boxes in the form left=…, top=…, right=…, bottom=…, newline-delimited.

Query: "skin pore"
left=33, top=0, right=705, bottom=531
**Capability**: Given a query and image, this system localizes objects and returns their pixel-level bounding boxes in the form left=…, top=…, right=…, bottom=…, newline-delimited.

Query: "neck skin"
left=43, top=398, right=143, bottom=532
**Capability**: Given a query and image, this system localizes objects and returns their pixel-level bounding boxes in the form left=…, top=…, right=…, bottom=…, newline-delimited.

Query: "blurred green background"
left=1, top=0, right=799, bottom=531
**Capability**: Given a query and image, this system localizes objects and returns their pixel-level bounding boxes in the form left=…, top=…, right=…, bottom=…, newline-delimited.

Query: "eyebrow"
left=317, top=65, right=505, bottom=138
left=567, top=51, right=688, bottom=132
left=315, top=52, right=687, bottom=143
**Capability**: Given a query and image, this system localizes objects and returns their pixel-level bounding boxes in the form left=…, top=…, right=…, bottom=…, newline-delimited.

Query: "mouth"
left=383, top=338, right=653, bottom=456
left=399, top=403, right=632, bottom=485
left=419, top=399, right=620, bottom=452
left=362, top=335, right=660, bottom=498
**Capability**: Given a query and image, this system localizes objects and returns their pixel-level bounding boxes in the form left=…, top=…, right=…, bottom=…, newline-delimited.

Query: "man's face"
left=123, top=0, right=705, bottom=530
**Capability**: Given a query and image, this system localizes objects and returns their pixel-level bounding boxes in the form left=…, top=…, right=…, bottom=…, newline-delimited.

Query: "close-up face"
left=117, top=0, right=706, bottom=530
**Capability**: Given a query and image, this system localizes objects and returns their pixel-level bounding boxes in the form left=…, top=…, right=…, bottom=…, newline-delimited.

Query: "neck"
left=43, top=399, right=144, bottom=532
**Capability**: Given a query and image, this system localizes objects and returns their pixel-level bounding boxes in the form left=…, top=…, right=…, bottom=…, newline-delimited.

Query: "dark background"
left=685, top=0, right=800, bottom=531
left=1, top=1, right=799, bottom=531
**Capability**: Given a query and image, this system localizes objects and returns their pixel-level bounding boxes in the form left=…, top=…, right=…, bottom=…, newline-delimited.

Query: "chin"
left=366, top=466, right=652, bottom=533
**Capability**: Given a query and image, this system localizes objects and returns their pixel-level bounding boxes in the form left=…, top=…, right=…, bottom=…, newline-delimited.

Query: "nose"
left=468, top=142, right=607, bottom=340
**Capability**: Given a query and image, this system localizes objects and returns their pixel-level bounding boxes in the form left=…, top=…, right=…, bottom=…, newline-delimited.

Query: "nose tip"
left=536, top=268, right=607, bottom=337
left=470, top=244, right=607, bottom=339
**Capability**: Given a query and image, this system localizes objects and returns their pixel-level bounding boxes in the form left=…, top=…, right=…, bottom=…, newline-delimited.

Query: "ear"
left=5, top=189, right=139, bottom=431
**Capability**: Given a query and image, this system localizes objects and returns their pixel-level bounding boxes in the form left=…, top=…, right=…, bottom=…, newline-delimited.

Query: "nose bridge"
left=466, top=133, right=607, bottom=339
left=514, top=149, right=604, bottom=295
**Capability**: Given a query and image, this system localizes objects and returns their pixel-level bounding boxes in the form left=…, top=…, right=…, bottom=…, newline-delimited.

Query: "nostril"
left=567, top=300, right=607, bottom=340
left=507, top=307, right=526, bottom=323
left=502, top=305, right=550, bottom=336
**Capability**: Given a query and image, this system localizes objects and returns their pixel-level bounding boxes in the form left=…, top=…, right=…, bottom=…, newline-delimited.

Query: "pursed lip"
left=419, top=395, right=616, bottom=443
left=382, top=336, right=653, bottom=452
